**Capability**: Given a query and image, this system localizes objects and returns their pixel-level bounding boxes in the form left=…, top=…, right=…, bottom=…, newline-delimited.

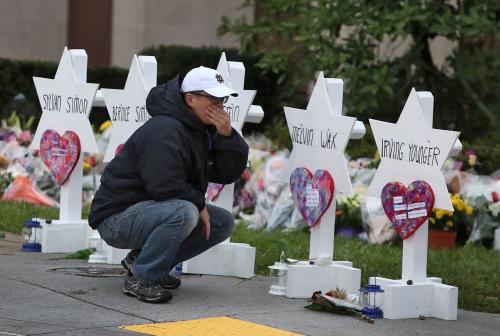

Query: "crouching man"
left=89, top=66, right=248, bottom=303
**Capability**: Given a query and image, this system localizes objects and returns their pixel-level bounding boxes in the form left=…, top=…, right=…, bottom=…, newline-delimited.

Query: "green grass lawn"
left=0, top=201, right=498, bottom=313
left=0, top=201, right=89, bottom=233
left=231, top=222, right=500, bottom=314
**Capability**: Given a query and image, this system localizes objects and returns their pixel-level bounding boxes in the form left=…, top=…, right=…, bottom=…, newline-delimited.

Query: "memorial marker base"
left=373, top=276, right=458, bottom=320
left=286, top=261, right=361, bottom=298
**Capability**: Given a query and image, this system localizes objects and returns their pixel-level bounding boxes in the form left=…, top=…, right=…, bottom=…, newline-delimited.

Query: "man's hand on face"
left=200, top=206, right=211, bottom=240
left=207, top=104, right=232, bottom=136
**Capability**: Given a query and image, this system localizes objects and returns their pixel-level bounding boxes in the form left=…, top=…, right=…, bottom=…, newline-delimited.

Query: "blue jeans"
left=97, top=199, right=234, bottom=285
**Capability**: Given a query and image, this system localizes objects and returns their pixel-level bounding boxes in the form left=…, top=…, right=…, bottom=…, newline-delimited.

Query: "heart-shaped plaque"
left=381, top=180, right=435, bottom=240
left=40, top=129, right=81, bottom=185
left=290, top=167, right=334, bottom=227
left=115, top=144, right=124, bottom=155
left=206, top=182, right=225, bottom=202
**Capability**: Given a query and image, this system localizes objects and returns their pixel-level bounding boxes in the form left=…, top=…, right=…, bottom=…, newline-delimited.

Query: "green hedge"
left=138, top=45, right=283, bottom=134
left=458, top=139, right=500, bottom=176
left=0, top=58, right=56, bottom=128
left=0, top=45, right=283, bottom=134
left=0, top=57, right=128, bottom=129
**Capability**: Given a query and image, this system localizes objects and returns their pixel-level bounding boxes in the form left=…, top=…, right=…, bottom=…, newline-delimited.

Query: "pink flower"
left=18, top=130, right=33, bottom=144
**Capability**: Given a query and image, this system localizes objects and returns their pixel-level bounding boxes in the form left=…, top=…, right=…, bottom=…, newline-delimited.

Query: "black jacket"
left=88, top=76, right=249, bottom=229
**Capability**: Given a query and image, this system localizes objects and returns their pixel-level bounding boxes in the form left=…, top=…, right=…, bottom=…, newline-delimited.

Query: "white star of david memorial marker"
left=86, top=55, right=157, bottom=265
left=31, top=47, right=99, bottom=253
left=182, top=53, right=258, bottom=279
left=217, top=52, right=256, bottom=134
left=285, top=71, right=356, bottom=259
left=102, top=55, right=157, bottom=162
left=282, top=72, right=364, bottom=298
left=205, top=52, right=257, bottom=212
left=32, top=47, right=99, bottom=153
left=367, top=89, right=461, bottom=320
left=368, top=88, right=460, bottom=211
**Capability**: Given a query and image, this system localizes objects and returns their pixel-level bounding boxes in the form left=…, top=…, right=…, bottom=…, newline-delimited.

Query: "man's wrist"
left=218, top=128, right=233, bottom=137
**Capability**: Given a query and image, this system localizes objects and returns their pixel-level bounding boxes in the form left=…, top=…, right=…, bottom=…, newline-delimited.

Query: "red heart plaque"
left=381, top=180, right=435, bottom=240
left=290, top=167, right=335, bottom=227
left=40, top=129, right=81, bottom=185
left=206, top=182, right=225, bottom=202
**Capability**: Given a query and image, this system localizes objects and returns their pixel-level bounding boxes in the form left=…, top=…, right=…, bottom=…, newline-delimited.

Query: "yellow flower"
left=430, top=217, right=436, bottom=224
left=83, top=161, right=91, bottom=170
left=436, top=209, right=452, bottom=218
left=452, top=196, right=463, bottom=205
left=466, top=206, right=473, bottom=216
left=446, top=221, right=454, bottom=228
left=455, top=203, right=464, bottom=211
left=99, top=120, right=113, bottom=132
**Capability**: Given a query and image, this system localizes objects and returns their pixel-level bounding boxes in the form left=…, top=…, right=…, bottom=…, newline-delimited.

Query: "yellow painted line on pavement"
left=119, top=316, right=303, bottom=336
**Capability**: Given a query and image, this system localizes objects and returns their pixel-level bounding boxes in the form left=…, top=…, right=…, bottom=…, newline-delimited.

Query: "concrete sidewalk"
left=0, top=247, right=499, bottom=335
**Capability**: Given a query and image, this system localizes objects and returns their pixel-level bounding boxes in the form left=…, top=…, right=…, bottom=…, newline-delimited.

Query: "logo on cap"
left=215, top=74, right=224, bottom=84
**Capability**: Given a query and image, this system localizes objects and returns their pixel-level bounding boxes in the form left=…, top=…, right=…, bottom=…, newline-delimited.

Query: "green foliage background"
left=0, top=58, right=128, bottom=131
left=137, top=45, right=282, bottom=136
left=0, top=46, right=282, bottom=137
left=218, top=0, right=500, bottom=141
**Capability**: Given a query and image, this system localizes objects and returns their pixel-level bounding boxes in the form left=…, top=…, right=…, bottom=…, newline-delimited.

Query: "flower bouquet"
left=428, top=193, right=474, bottom=248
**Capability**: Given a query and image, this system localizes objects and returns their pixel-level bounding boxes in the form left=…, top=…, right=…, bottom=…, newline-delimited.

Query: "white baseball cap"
left=181, top=66, right=238, bottom=98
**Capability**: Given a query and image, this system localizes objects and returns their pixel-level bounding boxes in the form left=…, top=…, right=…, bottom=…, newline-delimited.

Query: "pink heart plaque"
left=381, top=180, right=435, bottom=240
left=290, top=167, right=334, bottom=227
left=206, top=182, right=225, bottom=202
left=40, top=129, right=81, bottom=185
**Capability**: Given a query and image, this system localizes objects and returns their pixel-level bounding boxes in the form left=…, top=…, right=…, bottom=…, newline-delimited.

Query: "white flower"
left=489, top=202, right=500, bottom=217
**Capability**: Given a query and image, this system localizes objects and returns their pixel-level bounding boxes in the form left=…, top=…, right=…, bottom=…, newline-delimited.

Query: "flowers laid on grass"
left=335, top=194, right=362, bottom=229
left=429, top=193, right=473, bottom=231
left=489, top=192, right=500, bottom=217
left=0, top=171, right=14, bottom=195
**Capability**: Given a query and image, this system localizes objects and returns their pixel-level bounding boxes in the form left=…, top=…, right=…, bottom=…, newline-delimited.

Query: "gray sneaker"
left=121, top=250, right=181, bottom=290
left=159, top=274, right=181, bottom=289
left=122, top=275, right=172, bottom=303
